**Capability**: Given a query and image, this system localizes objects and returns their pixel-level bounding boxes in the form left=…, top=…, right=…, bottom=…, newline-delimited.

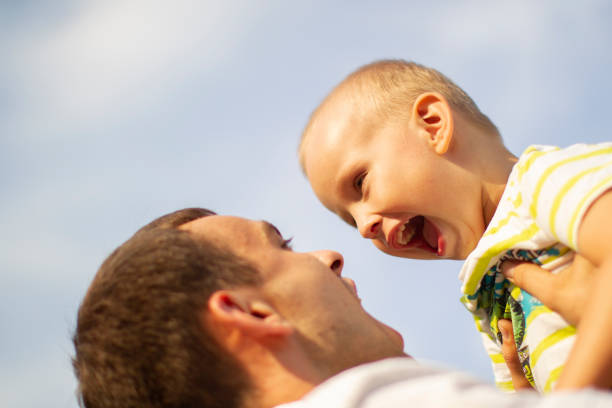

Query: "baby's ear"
left=412, top=92, right=454, bottom=155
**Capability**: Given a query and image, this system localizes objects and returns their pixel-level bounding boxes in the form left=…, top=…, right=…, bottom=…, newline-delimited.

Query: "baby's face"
left=301, top=99, right=485, bottom=260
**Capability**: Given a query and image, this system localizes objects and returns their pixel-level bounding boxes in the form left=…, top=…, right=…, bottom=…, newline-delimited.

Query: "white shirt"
left=276, top=358, right=612, bottom=408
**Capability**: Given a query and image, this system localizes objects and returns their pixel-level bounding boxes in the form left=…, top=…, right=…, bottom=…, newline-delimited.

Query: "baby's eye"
left=353, top=172, right=366, bottom=193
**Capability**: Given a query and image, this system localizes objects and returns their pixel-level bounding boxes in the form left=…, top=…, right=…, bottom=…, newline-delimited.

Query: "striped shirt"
left=459, top=143, right=612, bottom=393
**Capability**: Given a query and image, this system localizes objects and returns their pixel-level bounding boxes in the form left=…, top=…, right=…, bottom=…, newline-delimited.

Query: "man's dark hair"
left=73, top=208, right=261, bottom=408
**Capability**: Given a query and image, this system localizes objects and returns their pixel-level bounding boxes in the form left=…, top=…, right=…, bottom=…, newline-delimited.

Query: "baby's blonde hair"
left=299, top=60, right=499, bottom=171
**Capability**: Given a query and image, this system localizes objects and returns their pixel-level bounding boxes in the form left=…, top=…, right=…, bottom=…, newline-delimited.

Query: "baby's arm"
left=556, top=189, right=612, bottom=389
left=507, top=189, right=612, bottom=389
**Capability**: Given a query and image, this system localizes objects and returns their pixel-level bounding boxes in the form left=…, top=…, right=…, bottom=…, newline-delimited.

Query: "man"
left=73, top=208, right=611, bottom=408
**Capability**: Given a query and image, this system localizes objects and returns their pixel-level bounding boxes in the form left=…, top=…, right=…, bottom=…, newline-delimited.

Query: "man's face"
left=301, top=98, right=485, bottom=260
left=180, top=215, right=406, bottom=373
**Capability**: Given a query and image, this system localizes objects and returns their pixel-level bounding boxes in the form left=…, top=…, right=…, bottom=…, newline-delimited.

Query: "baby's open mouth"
left=395, top=216, right=440, bottom=254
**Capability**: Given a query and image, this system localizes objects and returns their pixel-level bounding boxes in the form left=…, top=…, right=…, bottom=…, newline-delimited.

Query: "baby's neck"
left=480, top=151, right=517, bottom=226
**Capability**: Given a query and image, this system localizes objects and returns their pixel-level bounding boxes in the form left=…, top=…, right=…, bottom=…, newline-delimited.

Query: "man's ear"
left=207, top=290, right=292, bottom=341
left=411, top=92, right=454, bottom=155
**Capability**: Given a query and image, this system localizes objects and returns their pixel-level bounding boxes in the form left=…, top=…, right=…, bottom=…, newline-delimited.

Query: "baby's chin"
left=449, top=235, right=480, bottom=260
left=372, top=240, right=443, bottom=260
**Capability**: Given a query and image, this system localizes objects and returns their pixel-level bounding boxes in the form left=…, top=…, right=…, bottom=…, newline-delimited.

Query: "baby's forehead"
left=300, top=79, right=391, bottom=177
left=315, top=93, right=378, bottom=134
left=327, top=82, right=376, bottom=112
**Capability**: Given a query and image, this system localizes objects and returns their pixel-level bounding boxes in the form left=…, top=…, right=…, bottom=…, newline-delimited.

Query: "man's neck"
left=240, top=345, right=324, bottom=408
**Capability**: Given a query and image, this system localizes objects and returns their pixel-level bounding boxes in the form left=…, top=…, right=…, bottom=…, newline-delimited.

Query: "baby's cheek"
left=372, top=239, right=388, bottom=254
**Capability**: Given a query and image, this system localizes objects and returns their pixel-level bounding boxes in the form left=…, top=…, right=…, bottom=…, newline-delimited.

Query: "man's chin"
left=385, top=325, right=405, bottom=351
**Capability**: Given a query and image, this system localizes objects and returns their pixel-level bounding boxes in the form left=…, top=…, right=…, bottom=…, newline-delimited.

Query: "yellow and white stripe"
left=459, top=143, right=612, bottom=393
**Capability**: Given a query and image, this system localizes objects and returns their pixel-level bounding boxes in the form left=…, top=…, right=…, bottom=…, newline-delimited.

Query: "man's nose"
left=309, top=250, right=344, bottom=276
left=356, top=213, right=383, bottom=240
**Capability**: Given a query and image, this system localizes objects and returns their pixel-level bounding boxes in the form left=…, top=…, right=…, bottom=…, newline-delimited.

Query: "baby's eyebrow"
left=337, top=211, right=357, bottom=229
left=337, top=159, right=367, bottom=196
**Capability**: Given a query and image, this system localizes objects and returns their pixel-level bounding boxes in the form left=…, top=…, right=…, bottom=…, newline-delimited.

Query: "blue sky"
left=2, top=1, right=611, bottom=407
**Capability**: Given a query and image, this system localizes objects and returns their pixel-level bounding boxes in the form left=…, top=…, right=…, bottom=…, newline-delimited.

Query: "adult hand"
left=500, top=255, right=596, bottom=327
left=498, top=319, right=533, bottom=391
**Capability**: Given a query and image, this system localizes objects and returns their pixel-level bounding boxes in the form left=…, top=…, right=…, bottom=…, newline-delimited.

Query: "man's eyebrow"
left=261, top=220, right=282, bottom=239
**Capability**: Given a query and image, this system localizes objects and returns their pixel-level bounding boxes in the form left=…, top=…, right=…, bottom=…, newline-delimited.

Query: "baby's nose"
left=357, top=215, right=382, bottom=239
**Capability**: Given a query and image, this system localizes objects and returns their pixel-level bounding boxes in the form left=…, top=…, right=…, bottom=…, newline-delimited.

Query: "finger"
left=501, top=262, right=557, bottom=311
left=498, top=319, right=533, bottom=390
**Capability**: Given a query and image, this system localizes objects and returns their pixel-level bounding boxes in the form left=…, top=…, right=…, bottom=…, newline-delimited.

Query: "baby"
left=298, top=60, right=612, bottom=392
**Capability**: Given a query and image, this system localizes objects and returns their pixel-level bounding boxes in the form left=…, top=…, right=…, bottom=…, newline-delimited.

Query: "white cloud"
left=6, top=1, right=266, bottom=142
left=0, top=341, right=77, bottom=408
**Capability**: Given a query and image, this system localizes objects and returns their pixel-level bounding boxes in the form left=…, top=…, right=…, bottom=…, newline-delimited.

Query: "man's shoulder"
left=277, top=358, right=490, bottom=408
left=275, top=358, right=427, bottom=408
